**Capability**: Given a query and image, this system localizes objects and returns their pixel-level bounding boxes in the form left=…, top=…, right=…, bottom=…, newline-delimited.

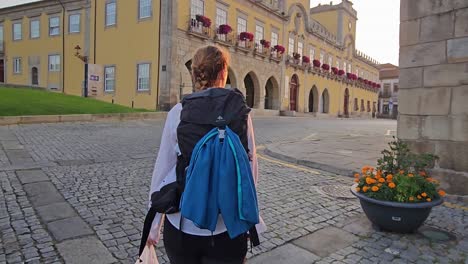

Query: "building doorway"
left=309, top=85, right=318, bottom=112
left=32, top=67, right=39, bottom=85
left=290, top=74, right=299, bottom=111
left=244, top=74, right=255, bottom=108
left=321, top=89, right=329, bottom=113
left=344, top=88, right=350, bottom=117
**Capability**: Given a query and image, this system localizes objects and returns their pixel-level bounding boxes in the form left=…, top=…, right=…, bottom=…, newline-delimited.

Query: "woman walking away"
left=139, top=45, right=266, bottom=264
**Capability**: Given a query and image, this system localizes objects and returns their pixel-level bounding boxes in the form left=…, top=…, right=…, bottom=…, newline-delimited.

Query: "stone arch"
left=243, top=71, right=260, bottom=108
left=286, top=3, right=310, bottom=32
left=321, top=88, right=330, bottom=113
left=343, top=34, right=355, bottom=59
left=309, top=85, right=319, bottom=112
left=289, top=74, right=299, bottom=111
left=226, top=67, right=238, bottom=89
left=360, top=99, right=365, bottom=112
left=265, top=76, right=280, bottom=110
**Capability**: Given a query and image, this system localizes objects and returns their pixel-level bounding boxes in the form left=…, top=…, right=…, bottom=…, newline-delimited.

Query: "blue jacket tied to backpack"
left=180, top=126, right=259, bottom=239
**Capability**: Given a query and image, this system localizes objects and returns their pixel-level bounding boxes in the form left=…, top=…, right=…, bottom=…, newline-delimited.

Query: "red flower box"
left=260, top=39, right=271, bottom=48
left=293, top=52, right=301, bottom=60
left=313, top=59, right=321, bottom=67
left=218, top=24, right=232, bottom=34
left=302, top=56, right=311, bottom=63
left=274, top=45, right=285, bottom=54
left=331, top=67, right=338, bottom=74
left=338, top=69, right=345, bottom=76
left=358, top=77, right=363, bottom=82
left=347, top=72, right=353, bottom=79
left=377, top=84, right=381, bottom=88
left=239, top=32, right=254, bottom=41
left=322, top=63, right=330, bottom=70
left=196, top=15, right=211, bottom=28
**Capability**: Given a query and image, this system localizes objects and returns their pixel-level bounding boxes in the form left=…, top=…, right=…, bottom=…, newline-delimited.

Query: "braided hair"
left=191, top=46, right=230, bottom=91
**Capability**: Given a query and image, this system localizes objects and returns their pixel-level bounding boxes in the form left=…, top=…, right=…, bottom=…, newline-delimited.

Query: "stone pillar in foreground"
left=399, top=0, right=468, bottom=195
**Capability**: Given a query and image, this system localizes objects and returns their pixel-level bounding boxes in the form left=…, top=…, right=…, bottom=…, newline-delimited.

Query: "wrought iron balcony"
left=188, top=19, right=212, bottom=39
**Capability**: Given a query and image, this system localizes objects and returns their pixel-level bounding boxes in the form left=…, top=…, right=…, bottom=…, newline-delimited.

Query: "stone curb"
left=264, top=143, right=355, bottom=177
left=0, top=112, right=168, bottom=126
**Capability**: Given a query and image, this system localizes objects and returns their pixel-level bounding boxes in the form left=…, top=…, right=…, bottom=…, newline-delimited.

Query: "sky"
left=1, top=0, right=400, bottom=65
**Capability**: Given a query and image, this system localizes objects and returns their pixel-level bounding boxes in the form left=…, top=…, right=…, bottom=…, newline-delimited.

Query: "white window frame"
left=191, top=0, right=204, bottom=19
left=216, top=7, right=227, bottom=27
left=237, top=16, right=246, bottom=33
left=255, top=24, right=264, bottom=44
left=137, top=63, right=151, bottom=91
left=30, top=19, right=40, bottom=39
left=288, top=37, right=294, bottom=56
left=348, top=63, right=352, bottom=73
left=49, top=16, right=60, bottom=36
left=13, top=22, right=22, bottom=41
left=309, top=46, right=315, bottom=60
left=343, top=61, right=347, bottom=72
left=69, top=14, right=80, bottom=33
left=105, top=1, right=117, bottom=27
left=328, top=56, right=333, bottom=67
left=48, top=55, right=61, bottom=72
left=139, top=0, right=152, bottom=19
left=13, top=57, right=22, bottom=74
left=104, top=66, right=116, bottom=92
left=271, top=31, right=278, bottom=46
left=297, top=42, right=303, bottom=56
left=319, top=51, right=324, bottom=64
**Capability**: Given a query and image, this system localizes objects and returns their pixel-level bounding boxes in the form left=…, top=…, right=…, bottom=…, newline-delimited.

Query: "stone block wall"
left=399, top=0, right=468, bottom=195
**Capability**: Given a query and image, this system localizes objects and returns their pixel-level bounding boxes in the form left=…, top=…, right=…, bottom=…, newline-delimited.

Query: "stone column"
left=398, top=0, right=468, bottom=195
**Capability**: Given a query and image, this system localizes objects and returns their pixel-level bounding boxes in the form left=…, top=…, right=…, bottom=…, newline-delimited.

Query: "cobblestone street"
left=0, top=118, right=467, bottom=263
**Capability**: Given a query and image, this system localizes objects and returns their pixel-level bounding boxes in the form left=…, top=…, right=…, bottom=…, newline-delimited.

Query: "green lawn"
left=0, top=87, right=152, bottom=116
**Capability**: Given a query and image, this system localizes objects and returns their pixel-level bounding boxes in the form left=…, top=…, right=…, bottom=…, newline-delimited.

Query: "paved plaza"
left=0, top=117, right=467, bottom=264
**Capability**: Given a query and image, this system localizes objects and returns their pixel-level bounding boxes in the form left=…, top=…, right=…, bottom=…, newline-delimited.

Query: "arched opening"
left=290, top=74, right=299, bottom=111
left=226, top=67, right=237, bottom=89
left=354, top=98, right=359, bottom=111
left=321, top=89, right=329, bottom=113
left=343, top=88, right=350, bottom=117
left=31, top=67, right=39, bottom=85
left=309, top=85, right=319, bottom=112
left=264, top=77, right=279, bottom=110
left=244, top=74, right=255, bottom=108
left=361, top=99, right=365, bottom=112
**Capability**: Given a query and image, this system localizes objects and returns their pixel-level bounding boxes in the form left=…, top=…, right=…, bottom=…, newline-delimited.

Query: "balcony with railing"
left=188, top=18, right=212, bottom=39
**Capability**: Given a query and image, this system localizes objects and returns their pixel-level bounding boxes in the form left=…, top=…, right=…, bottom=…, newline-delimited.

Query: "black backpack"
left=139, top=88, right=259, bottom=257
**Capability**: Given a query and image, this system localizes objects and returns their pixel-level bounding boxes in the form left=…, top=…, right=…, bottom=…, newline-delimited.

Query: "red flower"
left=321, top=63, right=330, bottom=70
left=331, top=67, right=338, bottom=74
left=218, top=24, right=232, bottom=34
left=239, top=32, right=254, bottom=41
left=273, top=45, right=285, bottom=54
left=338, top=69, right=345, bottom=76
left=260, top=39, right=271, bottom=48
left=313, top=59, right=321, bottom=67
left=302, top=56, right=311, bottom=63
left=196, top=15, right=211, bottom=27
left=293, top=52, right=301, bottom=60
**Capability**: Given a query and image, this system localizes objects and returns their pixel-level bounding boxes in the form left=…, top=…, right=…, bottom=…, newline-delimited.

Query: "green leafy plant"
left=354, top=138, right=445, bottom=203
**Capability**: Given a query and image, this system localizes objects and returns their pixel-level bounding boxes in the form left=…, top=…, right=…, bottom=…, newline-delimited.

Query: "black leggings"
left=163, top=218, right=248, bottom=264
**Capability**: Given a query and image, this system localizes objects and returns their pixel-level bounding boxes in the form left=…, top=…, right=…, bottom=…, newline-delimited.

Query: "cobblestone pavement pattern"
left=1, top=118, right=467, bottom=263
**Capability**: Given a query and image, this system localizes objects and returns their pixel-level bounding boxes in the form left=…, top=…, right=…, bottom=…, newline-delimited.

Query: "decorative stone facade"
left=399, top=0, right=468, bottom=195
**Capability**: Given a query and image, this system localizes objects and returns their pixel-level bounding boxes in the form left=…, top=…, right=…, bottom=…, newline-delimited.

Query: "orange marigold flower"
left=386, top=174, right=393, bottom=180
left=354, top=178, right=360, bottom=183
left=378, top=183, right=382, bottom=187
left=426, top=177, right=433, bottom=182
left=408, top=173, right=414, bottom=178
left=365, top=177, right=373, bottom=185
left=388, top=182, right=396, bottom=189
left=426, top=198, right=432, bottom=202
left=362, top=186, right=369, bottom=192
left=356, top=187, right=361, bottom=192
left=417, top=195, right=422, bottom=199
left=371, top=186, right=379, bottom=192
left=378, top=178, right=386, bottom=183
left=399, top=170, right=404, bottom=174
left=438, top=190, right=446, bottom=197
left=419, top=171, right=427, bottom=177
left=369, top=167, right=374, bottom=172
left=409, top=196, right=414, bottom=201
left=354, top=173, right=360, bottom=178
left=421, top=192, right=427, bottom=197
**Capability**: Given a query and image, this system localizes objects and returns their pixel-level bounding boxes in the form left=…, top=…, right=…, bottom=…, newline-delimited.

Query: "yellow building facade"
left=1, top=0, right=378, bottom=116
left=0, top=0, right=161, bottom=110
left=159, top=0, right=380, bottom=116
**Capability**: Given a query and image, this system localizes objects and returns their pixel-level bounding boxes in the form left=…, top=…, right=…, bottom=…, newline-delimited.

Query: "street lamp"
left=74, top=45, right=89, bottom=97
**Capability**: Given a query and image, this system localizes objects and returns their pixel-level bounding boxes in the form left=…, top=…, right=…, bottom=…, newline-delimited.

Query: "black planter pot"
left=351, top=185, right=443, bottom=233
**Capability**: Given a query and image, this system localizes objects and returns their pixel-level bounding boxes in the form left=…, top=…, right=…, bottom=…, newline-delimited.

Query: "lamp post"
left=74, top=45, right=89, bottom=97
